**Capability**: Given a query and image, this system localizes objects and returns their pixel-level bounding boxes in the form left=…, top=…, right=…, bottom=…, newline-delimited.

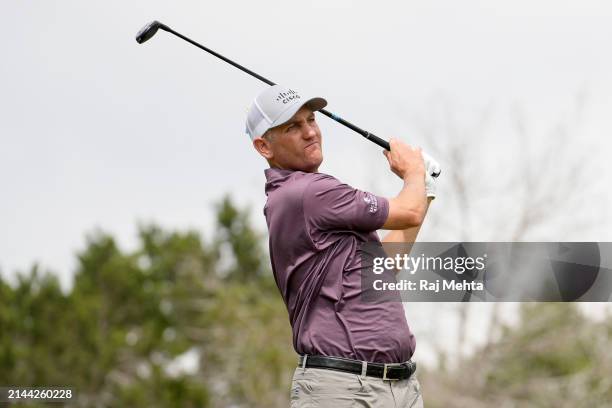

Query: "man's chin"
left=307, top=153, right=323, bottom=172
left=280, top=152, right=323, bottom=173
left=297, top=157, right=323, bottom=173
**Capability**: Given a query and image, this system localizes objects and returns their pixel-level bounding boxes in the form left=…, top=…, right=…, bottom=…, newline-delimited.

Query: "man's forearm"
left=383, top=198, right=432, bottom=244
left=383, top=224, right=421, bottom=244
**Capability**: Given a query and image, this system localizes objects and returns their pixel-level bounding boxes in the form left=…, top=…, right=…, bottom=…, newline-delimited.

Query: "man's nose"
left=303, top=123, right=317, bottom=139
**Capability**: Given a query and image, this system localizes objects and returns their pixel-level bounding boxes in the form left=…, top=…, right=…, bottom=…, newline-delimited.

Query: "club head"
left=135, top=21, right=164, bottom=44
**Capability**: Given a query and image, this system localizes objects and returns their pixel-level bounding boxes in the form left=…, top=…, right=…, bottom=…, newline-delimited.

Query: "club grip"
left=366, top=133, right=390, bottom=150
left=375, top=134, right=440, bottom=178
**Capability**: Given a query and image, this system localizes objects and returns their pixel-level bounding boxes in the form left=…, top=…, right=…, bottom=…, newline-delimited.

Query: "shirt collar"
left=264, top=168, right=298, bottom=195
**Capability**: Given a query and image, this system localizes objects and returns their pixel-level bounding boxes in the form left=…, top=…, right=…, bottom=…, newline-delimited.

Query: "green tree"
left=0, top=197, right=295, bottom=407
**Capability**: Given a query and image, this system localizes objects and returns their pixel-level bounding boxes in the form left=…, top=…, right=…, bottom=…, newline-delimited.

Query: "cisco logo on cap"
left=275, top=89, right=301, bottom=104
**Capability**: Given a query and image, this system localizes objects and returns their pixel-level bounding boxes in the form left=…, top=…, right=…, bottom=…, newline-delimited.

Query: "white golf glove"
left=422, top=152, right=440, bottom=199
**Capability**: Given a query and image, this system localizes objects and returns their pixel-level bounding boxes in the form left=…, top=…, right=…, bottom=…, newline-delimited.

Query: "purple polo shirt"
left=264, top=168, right=416, bottom=364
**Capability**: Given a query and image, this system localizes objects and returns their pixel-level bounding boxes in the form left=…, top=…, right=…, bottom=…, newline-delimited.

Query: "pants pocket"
left=406, top=377, right=423, bottom=408
left=290, top=369, right=315, bottom=407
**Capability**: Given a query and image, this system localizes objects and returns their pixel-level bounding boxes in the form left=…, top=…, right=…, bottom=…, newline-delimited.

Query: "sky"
left=2, top=0, right=611, bottom=285
left=2, top=0, right=612, bottom=363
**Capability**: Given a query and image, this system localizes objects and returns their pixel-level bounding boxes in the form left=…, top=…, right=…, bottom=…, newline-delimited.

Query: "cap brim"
left=269, top=97, right=328, bottom=129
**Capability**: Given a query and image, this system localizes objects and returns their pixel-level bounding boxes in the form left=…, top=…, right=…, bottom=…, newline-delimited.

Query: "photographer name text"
left=372, top=279, right=484, bottom=292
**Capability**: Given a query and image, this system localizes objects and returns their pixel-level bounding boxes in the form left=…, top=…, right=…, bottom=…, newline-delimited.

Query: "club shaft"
left=318, top=110, right=390, bottom=150
left=161, top=26, right=391, bottom=151
left=163, top=26, right=275, bottom=87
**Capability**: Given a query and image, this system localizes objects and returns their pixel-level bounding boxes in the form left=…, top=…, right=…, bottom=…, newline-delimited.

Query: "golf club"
left=135, top=20, right=441, bottom=177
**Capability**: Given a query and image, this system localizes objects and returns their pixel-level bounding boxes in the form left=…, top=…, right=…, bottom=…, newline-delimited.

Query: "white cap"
left=245, top=85, right=327, bottom=140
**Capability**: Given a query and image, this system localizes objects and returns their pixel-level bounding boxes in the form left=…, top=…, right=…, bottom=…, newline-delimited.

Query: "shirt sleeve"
left=303, top=173, right=389, bottom=234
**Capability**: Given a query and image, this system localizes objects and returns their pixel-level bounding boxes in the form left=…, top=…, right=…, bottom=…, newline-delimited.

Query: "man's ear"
left=252, top=137, right=273, bottom=160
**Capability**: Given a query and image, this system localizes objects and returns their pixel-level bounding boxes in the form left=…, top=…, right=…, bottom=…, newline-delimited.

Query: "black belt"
left=298, top=355, right=416, bottom=381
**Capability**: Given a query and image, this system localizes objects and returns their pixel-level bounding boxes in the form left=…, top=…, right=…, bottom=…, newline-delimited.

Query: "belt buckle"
left=382, top=363, right=402, bottom=381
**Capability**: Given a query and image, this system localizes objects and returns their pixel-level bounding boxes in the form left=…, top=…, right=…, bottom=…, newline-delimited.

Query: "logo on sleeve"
left=363, top=193, right=379, bottom=213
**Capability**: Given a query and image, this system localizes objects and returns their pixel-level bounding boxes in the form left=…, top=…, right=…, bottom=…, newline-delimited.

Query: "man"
left=247, top=85, right=435, bottom=407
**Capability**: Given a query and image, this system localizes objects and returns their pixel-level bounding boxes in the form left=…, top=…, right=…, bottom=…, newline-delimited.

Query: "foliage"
left=420, top=303, right=612, bottom=407
left=0, top=196, right=294, bottom=407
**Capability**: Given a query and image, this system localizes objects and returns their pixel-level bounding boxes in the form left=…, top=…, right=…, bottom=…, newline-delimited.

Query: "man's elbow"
left=402, top=208, right=425, bottom=228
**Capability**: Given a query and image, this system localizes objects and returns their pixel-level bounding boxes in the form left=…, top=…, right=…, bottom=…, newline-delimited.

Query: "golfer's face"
left=267, top=106, right=323, bottom=172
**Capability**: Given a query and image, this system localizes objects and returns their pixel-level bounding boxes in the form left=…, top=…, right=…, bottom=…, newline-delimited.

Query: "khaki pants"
left=290, top=366, right=424, bottom=408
